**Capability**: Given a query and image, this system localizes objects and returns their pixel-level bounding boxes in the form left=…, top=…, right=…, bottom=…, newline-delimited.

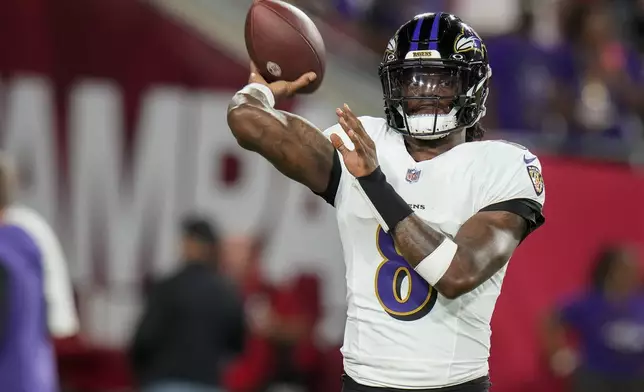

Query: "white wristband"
left=239, top=83, right=275, bottom=108
left=414, top=237, right=458, bottom=286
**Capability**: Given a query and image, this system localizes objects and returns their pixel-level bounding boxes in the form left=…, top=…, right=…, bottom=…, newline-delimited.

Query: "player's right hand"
left=332, top=104, right=379, bottom=178
left=249, top=62, right=317, bottom=103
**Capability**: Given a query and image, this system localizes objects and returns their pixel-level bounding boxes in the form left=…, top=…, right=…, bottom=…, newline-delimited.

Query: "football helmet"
left=379, top=13, right=491, bottom=139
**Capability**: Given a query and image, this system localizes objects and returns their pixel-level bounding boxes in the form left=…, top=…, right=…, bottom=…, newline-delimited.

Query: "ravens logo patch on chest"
left=527, top=165, right=544, bottom=196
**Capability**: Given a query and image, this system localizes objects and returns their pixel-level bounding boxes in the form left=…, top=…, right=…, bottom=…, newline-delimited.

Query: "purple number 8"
left=374, top=226, right=438, bottom=321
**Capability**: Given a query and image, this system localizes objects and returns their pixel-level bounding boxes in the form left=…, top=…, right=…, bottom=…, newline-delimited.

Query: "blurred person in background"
left=542, top=245, right=644, bottom=392
left=2, top=177, right=80, bottom=343
left=0, top=156, right=79, bottom=390
left=483, top=0, right=556, bottom=134
left=128, top=215, right=245, bottom=392
left=222, top=237, right=323, bottom=392
left=550, top=2, right=644, bottom=153
left=0, top=154, right=79, bottom=342
left=220, top=236, right=265, bottom=298
left=221, top=235, right=274, bottom=392
left=0, top=154, right=59, bottom=392
left=262, top=273, right=323, bottom=392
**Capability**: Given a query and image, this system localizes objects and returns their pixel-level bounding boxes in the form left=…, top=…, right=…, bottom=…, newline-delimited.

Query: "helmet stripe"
left=428, top=12, right=442, bottom=50
left=409, top=18, right=424, bottom=50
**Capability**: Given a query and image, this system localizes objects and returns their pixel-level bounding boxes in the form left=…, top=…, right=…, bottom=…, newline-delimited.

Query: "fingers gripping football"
left=249, top=62, right=317, bottom=101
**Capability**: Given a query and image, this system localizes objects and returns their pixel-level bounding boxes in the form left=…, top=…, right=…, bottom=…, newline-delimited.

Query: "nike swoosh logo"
left=523, top=155, right=537, bottom=164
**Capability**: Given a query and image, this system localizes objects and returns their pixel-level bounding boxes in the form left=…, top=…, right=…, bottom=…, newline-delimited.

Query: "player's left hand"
left=331, top=104, right=379, bottom=178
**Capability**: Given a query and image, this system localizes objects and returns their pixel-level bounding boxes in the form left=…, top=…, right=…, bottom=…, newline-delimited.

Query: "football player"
left=227, top=12, right=545, bottom=392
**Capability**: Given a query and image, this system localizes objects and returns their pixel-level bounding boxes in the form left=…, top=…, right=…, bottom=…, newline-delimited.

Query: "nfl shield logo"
left=405, top=168, right=421, bottom=183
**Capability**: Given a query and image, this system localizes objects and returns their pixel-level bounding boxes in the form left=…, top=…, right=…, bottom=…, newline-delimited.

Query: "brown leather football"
left=245, top=0, right=326, bottom=94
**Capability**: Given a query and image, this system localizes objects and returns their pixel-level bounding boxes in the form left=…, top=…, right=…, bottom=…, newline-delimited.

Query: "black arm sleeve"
left=480, top=198, right=545, bottom=239
left=313, top=149, right=343, bottom=206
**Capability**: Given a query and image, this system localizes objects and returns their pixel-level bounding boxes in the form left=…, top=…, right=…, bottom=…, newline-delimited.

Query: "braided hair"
left=466, top=122, right=486, bottom=142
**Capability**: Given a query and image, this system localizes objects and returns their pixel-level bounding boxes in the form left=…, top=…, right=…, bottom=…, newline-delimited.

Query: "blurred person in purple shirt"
left=543, top=245, right=644, bottom=392
left=483, top=4, right=556, bottom=133
left=550, top=3, right=644, bottom=146
left=0, top=156, right=58, bottom=392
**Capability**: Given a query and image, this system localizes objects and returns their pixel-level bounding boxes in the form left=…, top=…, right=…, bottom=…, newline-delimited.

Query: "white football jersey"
left=323, top=117, right=545, bottom=388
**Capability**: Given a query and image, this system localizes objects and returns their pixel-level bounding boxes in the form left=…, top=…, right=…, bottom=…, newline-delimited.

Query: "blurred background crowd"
left=291, top=0, right=644, bottom=160
left=1, top=0, right=644, bottom=391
